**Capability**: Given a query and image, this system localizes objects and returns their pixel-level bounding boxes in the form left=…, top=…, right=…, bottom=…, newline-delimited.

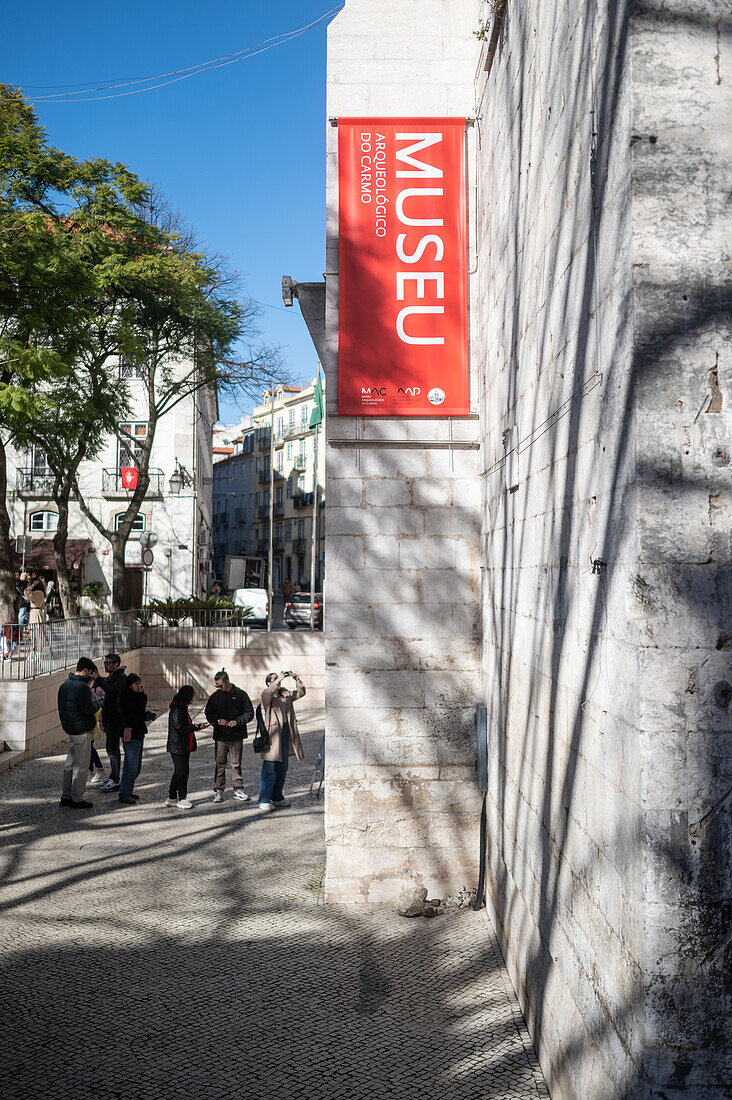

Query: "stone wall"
left=321, top=0, right=730, bottom=1090
left=477, top=1, right=731, bottom=1097
left=630, top=2, right=731, bottom=1092
left=324, top=0, right=484, bottom=903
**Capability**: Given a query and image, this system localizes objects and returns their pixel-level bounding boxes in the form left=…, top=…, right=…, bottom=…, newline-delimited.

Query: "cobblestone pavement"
left=0, top=708, right=548, bottom=1100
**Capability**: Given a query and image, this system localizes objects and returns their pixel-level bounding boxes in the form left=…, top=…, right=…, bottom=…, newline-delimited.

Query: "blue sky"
left=2, top=1, right=340, bottom=421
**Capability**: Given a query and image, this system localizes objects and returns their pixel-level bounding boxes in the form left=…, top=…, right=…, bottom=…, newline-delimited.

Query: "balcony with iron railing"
left=293, top=455, right=307, bottom=470
left=273, top=537, right=284, bottom=552
left=256, top=505, right=269, bottom=520
left=284, top=423, right=310, bottom=441
left=16, top=469, right=59, bottom=499
left=274, top=501, right=285, bottom=517
left=255, top=540, right=268, bottom=556
left=293, top=538, right=306, bottom=555
left=258, top=468, right=283, bottom=484
left=292, top=491, right=314, bottom=509
left=102, top=469, right=164, bottom=499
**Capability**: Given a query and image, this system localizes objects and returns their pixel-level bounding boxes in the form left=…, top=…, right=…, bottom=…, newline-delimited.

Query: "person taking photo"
left=258, top=670, right=306, bottom=812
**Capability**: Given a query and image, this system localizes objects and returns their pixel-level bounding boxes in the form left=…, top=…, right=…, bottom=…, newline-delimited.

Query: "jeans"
left=62, top=732, right=91, bottom=802
left=259, top=723, right=289, bottom=805
left=18, top=607, right=29, bottom=627
left=214, top=739, right=244, bottom=791
left=119, top=739, right=143, bottom=798
left=105, top=723, right=123, bottom=783
left=169, top=754, right=189, bottom=801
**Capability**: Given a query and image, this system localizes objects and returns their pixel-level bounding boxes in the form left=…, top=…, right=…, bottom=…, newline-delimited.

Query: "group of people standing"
left=57, top=655, right=306, bottom=812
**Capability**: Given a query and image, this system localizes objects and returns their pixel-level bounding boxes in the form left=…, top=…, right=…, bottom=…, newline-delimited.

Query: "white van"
left=231, top=587, right=268, bottom=626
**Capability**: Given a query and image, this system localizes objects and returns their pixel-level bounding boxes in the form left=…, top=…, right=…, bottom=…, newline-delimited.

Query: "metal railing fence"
left=1, top=613, right=138, bottom=681
left=135, top=608, right=251, bottom=652
left=0, top=608, right=255, bottom=680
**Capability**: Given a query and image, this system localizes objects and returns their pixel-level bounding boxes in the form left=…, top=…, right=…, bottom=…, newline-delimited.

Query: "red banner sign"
left=338, top=117, right=468, bottom=417
left=120, top=467, right=139, bottom=490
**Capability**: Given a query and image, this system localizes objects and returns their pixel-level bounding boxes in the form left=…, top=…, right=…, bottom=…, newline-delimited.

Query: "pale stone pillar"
left=324, top=0, right=484, bottom=903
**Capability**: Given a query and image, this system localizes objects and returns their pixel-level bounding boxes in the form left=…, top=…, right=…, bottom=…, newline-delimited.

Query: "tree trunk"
left=111, top=533, right=126, bottom=611
left=53, top=495, right=78, bottom=619
left=0, top=437, right=18, bottom=623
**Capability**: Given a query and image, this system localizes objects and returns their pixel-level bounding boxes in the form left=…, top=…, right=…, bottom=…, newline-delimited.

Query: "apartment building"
left=211, top=425, right=257, bottom=586
left=250, top=379, right=325, bottom=592
left=6, top=359, right=215, bottom=609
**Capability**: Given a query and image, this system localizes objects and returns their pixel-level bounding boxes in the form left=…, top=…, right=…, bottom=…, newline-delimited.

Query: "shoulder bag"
left=252, top=703, right=271, bottom=754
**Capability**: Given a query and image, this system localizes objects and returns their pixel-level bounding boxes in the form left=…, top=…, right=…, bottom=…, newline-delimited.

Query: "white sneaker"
left=164, top=797, right=177, bottom=807
left=177, top=799, right=194, bottom=810
left=88, top=769, right=105, bottom=786
left=213, top=790, right=224, bottom=804
left=258, top=802, right=276, bottom=812
left=272, top=798, right=291, bottom=808
left=233, top=790, right=250, bottom=801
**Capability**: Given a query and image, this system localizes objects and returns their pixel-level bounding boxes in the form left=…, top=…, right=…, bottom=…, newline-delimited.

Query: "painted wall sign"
left=337, top=117, right=469, bottom=417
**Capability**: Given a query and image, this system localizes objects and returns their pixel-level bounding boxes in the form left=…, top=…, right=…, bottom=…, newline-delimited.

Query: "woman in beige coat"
left=25, top=575, right=46, bottom=651
left=258, top=671, right=306, bottom=811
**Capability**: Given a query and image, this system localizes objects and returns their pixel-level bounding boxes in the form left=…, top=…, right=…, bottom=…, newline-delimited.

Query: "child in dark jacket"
left=165, top=685, right=209, bottom=810
left=118, top=674, right=157, bottom=805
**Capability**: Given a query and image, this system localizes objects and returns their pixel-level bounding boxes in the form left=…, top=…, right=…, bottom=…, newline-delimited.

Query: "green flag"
left=309, top=374, right=324, bottom=429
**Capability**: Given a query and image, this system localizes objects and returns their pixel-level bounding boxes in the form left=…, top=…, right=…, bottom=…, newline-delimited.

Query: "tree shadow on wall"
left=478, top=0, right=732, bottom=1097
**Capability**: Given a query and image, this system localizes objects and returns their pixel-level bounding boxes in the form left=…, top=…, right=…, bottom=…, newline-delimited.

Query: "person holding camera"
left=205, top=669, right=255, bottom=804
left=258, top=670, right=306, bottom=812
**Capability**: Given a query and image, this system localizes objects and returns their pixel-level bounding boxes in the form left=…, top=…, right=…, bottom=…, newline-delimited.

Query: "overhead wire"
left=24, top=5, right=344, bottom=103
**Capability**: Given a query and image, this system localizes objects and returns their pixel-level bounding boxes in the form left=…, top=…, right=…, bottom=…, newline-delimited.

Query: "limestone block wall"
left=324, top=0, right=484, bottom=903
left=477, top=1, right=731, bottom=1097
left=630, top=3, right=731, bottom=1092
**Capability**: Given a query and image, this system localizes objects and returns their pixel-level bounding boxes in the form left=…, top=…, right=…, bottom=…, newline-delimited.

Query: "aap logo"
left=397, top=387, right=421, bottom=397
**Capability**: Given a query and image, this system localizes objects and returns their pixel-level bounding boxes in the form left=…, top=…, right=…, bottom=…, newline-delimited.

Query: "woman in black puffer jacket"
left=166, top=685, right=209, bottom=810
left=118, top=674, right=157, bottom=805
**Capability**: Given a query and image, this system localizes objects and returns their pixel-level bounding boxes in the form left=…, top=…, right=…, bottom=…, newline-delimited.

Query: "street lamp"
left=169, top=459, right=194, bottom=495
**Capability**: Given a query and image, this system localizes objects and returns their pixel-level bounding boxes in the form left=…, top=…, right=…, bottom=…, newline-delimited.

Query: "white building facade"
left=7, top=361, right=216, bottom=609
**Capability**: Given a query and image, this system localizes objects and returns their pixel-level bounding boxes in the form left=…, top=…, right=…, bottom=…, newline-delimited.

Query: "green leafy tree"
left=0, top=84, right=147, bottom=621
left=69, top=197, right=279, bottom=610
left=1, top=86, right=279, bottom=617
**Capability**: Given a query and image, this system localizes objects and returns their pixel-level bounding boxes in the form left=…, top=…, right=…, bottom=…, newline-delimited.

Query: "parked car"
left=231, top=587, right=268, bottom=626
left=284, top=592, right=323, bottom=630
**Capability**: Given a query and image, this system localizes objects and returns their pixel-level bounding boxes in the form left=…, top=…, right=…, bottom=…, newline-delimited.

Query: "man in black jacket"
left=98, top=653, right=127, bottom=791
left=57, top=657, right=99, bottom=808
left=205, top=669, right=254, bottom=804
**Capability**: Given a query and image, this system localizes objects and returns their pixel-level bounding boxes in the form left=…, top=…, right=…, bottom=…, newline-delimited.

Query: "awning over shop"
left=12, top=538, right=89, bottom=572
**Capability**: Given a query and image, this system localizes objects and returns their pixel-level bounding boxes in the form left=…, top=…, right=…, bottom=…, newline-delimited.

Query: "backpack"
left=253, top=703, right=271, bottom=754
